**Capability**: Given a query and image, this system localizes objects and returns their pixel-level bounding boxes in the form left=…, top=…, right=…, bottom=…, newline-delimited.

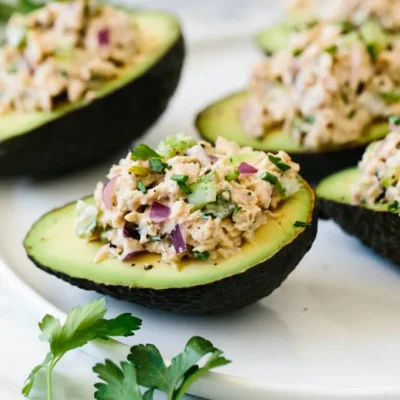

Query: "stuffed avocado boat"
left=317, top=116, right=400, bottom=265
left=256, top=0, right=400, bottom=55
left=198, top=5, right=400, bottom=182
left=24, top=134, right=317, bottom=314
left=0, top=0, right=184, bottom=177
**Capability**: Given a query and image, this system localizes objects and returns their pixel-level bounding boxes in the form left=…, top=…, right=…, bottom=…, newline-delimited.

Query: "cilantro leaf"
left=389, top=116, right=400, bottom=126
left=131, top=144, right=162, bottom=161
left=23, top=299, right=142, bottom=398
left=149, top=158, right=171, bottom=173
left=93, top=360, right=144, bottom=400
left=128, top=336, right=230, bottom=400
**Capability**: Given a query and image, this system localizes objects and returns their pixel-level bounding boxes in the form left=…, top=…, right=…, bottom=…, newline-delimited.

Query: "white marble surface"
left=0, top=274, right=197, bottom=399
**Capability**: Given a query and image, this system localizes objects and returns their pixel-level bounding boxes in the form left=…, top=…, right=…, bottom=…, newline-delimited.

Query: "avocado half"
left=316, top=168, right=400, bottom=265
left=0, top=11, right=184, bottom=177
left=24, top=179, right=317, bottom=315
left=195, top=91, right=389, bottom=182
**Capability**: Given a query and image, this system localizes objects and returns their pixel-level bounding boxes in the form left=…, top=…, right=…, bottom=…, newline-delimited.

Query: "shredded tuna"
left=76, top=135, right=302, bottom=267
left=0, top=0, right=140, bottom=113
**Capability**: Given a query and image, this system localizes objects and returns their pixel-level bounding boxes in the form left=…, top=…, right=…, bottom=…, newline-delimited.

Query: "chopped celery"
left=129, top=166, right=148, bottom=176
left=75, top=200, right=98, bottom=239
left=187, top=181, right=217, bottom=207
left=380, top=91, right=400, bottom=103
left=202, top=199, right=236, bottom=219
left=157, top=134, right=197, bottom=158
left=226, top=152, right=259, bottom=166
left=6, top=24, right=27, bottom=49
left=360, top=20, right=388, bottom=54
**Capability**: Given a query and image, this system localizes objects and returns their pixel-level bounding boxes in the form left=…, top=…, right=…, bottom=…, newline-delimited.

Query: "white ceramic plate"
left=2, top=36, right=400, bottom=400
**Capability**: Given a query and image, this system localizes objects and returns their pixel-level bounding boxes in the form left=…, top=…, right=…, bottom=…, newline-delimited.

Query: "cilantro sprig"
left=23, top=298, right=229, bottom=400
left=131, top=144, right=171, bottom=173
left=22, top=299, right=141, bottom=400
left=95, top=336, right=230, bottom=400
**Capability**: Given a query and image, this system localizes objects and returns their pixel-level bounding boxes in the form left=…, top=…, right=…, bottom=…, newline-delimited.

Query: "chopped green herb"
left=268, top=155, right=291, bottom=172
left=177, top=181, right=192, bottom=195
left=293, top=48, right=303, bottom=57
left=192, top=250, right=210, bottom=261
left=348, top=109, right=356, bottom=119
left=261, top=171, right=278, bottom=184
left=232, top=206, right=242, bottom=220
left=171, top=174, right=189, bottom=183
left=149, top=158, right=171, bottom=173
left=137, top=181, right=147, bottom=194
left=225, top=170, right=239, bottom=182
left=338, top=20, right=354, bottom=34
left=389, top=116, right=400, bottom=126
left=156, top=134, right=197, bottom=158
left=324, top=44, right=338, bottom=54
left=131, top=144, right=162, bottom=161
left=366, top=44, right=377, bottom=61
left=129, top=166, right=148, bottom=176
left=380, top=91, right=400, bottom=103
left=294, top=221, right=311, bottom=228
left=304, top=115, right=315, bottom=124
left=388, top=201, right=399, bottom=211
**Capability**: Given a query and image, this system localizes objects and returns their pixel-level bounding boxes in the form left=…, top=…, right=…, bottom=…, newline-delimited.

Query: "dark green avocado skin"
left=290, top=146, right=366, bottom=184
left=0, top=34, right=184, bottom=177
left=319, top=199, right=400, bottom=265
left=27, top=208, right=318, bottom=315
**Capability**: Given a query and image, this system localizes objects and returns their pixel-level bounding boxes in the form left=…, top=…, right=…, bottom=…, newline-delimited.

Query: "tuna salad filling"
left=242, top=19, right=400, bottom=149
left=0, top=0, right=140, bottom=113
left=352, top=116, right=400, bottom=210
left=75, top=135, right=301, bottom=266
left=288, top=0, right=400, bottom=32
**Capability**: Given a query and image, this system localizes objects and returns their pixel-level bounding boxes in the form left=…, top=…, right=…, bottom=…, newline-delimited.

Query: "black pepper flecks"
left=109, top=243, right=117, bottom=249
left=144, top=264, right=153, bottom=270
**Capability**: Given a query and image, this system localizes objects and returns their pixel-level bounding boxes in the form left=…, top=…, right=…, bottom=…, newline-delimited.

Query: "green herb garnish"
left=324, top=44, right=338, bottom=54
left=23, top=298, right=229, bottom=400
left=338, top=20, right=354, bottom=34
left=192, top=250, right=210, bottom=261
left=232, top=206, right=242, bottom=220
left=149, top=158, right=171, bottom=173
left=294, top=221, right=311, bottom=228
left=171, top=174, right=189, bottom=183
left=137, top=180, right=147, bottom=194
left=380, top=92, right=400, bottom=103
left=131, top=144, right=162, bottom=161
left=388, top=200, right=399, bottom=211
left=22, top=299, right=141, bottom=399
left=366, top=44, right=377, bottom=61
left=304, top=115, right=316, bottom=124
left=293, top=48, right=303, bottom=57
left=268, top=155, right=291, bottom=172
left=389, top=116, right=400, bottom=126
left=261, top=171, right=278, bottom=184
left=177, top=182, right=192, bottom=195
left=225, top=170, right=239, bottom=182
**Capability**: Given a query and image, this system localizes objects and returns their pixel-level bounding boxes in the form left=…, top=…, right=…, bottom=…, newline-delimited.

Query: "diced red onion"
left=208, top=154, right=219, bottom=164
left=98, top=28, right=110, bottom=46
left=390, top=123, right=400, bottom=133
left=123, top=251, right=137, bottom=261
left=103, top=175, right=120, bottom=209
left=238, top=162, right=258, bottom=175
left=171, top=224, right=186, bottom=254
left=150, top=202, right=171, bottom=222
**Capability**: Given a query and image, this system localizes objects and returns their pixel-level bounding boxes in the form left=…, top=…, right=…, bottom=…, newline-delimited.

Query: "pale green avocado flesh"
left=197, top=91, right=389, bottom=154
left=24, top=181, right=314, bottom=290
left=0, top=11, right=181, bottom=142
left=316, top=167, right=391, bottom=212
